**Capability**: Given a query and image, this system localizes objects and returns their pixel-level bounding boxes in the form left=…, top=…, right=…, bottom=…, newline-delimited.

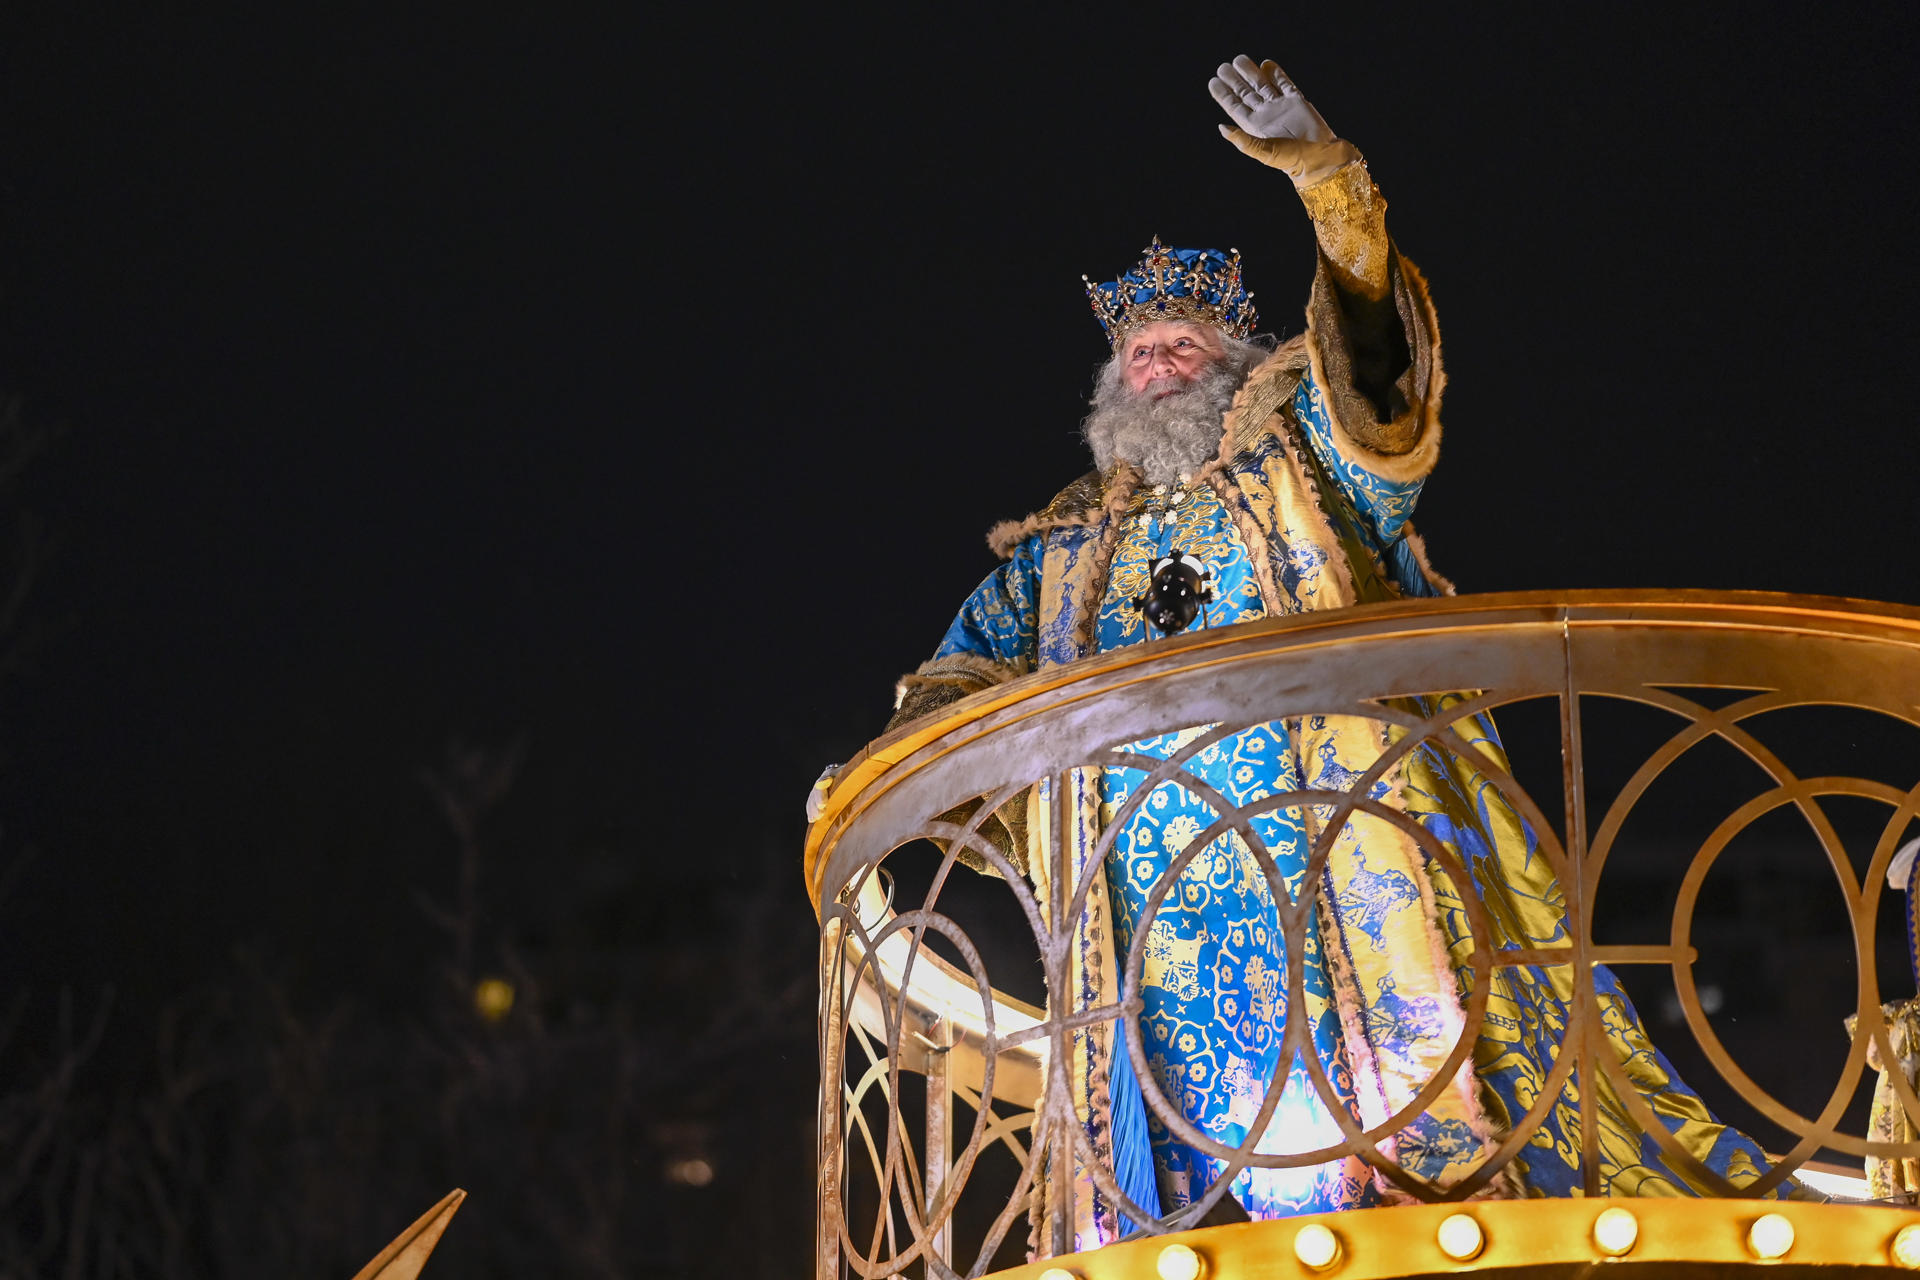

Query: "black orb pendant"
left=1133, top=553, right=1214, bottom=636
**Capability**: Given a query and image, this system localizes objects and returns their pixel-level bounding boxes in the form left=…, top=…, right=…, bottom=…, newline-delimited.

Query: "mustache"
left=1143, top=377, right=1218, bottom=404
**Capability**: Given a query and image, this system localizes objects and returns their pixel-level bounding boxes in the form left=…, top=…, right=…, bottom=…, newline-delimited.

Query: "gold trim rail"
left=806, top=591, right=1920, bottom=1279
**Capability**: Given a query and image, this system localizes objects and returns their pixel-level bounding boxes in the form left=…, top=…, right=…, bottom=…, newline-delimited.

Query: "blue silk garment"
left=1090, top=478, right=1383, bottom=1218
left=927, top=369, right=1783, bottom=1231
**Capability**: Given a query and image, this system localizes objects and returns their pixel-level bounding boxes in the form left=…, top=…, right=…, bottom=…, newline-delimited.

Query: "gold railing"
left=805, top=591, right=1920, bottom=1279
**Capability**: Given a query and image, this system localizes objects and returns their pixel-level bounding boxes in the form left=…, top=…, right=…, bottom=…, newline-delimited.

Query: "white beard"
left=1080, top=336, right=1269, bottom=486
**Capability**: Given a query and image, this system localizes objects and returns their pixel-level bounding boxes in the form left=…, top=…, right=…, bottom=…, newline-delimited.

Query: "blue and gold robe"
left=889, top=162, right=1783, bottom=1249
left=906, top=303, right=1782, bottom=1251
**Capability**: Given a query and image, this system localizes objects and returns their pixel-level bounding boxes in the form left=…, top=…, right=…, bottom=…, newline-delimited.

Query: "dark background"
left=1, top=6, right=1917, bottom=1276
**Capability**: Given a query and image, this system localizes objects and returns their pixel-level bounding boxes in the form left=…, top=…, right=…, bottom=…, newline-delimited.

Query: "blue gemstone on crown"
left=1083, top=237, right=1257, bottom=351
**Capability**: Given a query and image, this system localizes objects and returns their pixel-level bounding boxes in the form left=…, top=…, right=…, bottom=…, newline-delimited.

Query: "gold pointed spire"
left=349, top=1188, right=467, bottom=1280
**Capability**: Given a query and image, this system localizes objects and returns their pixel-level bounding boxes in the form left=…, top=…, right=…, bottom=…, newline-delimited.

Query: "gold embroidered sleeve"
left=1297, top=160, right=1444, bottom=475
left=1297, top=159, right=1392, bottom=301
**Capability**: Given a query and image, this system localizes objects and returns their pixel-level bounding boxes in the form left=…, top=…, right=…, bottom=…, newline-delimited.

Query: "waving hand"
left=1209, top=55, right=1358, bottom=186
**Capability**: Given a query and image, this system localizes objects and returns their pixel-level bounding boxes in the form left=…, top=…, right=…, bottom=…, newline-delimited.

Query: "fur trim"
left=892, top=650, right=1024, bottom=703
left=1403, top=769, right=1513, bottom=1192
left=987, top=339, right=1309, bottom=561
left=1367, top=749, right=1522, bottom=1199
left=894, top=649, right=1025, bottom=693
left=1325, top=767, right=1524, bottom=1202
left=887, top=651, right=1027, bottom=730
left=1192, top=337, right=1313, bottom=616
left=1269, top=402, right=1366, bottom=610
left=1401, top=524, right=1457, bottom=597
left=987, top=470, right=1106, bottom=558
left=1303, top=247, right=1445, bottom=487
left=1286, top=725, right=1393, bottom=1149
left=1195, top=334, right=1310, bottom=485
left=1068, top=463, right=1141, bottom=656
left=1305, top=828, right=1394, bottom=1146
left=1395, top=253, right=1446, bottom=476
left=984, top=517, right=1039, bottom=560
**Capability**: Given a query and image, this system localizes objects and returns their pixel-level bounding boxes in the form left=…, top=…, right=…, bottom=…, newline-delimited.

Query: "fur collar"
left=986, top=335, right=1311, bottom=558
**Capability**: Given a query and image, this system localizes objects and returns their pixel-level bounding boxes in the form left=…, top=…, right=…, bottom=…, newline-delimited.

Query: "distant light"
left=473, top=977, right=515, bottom=1023
left=1156, top=1242, right=1203, bottom=1280
left=1293, top=1222, right=1341, bottom=1270
left=1892, top=1223, right=1920, bottom=1269
left=1592, top=1206, right=1638, bottom=1256
left=1747, top=1212, right=1794, bottom=1259
left=1436, top=1213, right=1483, bottom=1260
left=667, top=1157, right=714, bottom=1187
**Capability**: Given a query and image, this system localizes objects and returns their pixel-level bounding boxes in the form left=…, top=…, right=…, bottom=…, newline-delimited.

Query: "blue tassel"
left=1106, top=1020, right=1164, bottom=1234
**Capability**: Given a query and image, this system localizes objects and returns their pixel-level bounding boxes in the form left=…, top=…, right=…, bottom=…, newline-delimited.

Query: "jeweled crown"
left=1082, top=237, right=1256, bottom=350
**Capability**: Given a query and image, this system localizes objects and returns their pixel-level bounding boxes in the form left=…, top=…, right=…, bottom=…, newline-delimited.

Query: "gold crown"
left=1082, top=238, right=1256, bottom=349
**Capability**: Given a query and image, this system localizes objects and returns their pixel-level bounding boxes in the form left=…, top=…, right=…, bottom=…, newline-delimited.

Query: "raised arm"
left=1210, top=56, right=1441, bottom=488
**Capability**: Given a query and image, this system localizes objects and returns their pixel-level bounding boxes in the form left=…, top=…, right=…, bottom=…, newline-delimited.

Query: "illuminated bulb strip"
left=1747, top=1212, right=1795, bottom=1260
left=1294, top=1223, right=1341, bottom=1271
left=1156, top=1242, right=1204, bottom=1280
left=1436, top=1213, right=1483, bottom=1261
left=1591, top=1206, right=1639, bottom=1256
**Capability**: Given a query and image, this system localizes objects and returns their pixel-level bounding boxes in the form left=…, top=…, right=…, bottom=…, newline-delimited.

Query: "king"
left=814, top=55, right=1786, bottom=1246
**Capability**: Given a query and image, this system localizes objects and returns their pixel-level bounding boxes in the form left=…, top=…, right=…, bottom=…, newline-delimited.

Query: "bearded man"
left=814, top=56, right=1784, bottom=1246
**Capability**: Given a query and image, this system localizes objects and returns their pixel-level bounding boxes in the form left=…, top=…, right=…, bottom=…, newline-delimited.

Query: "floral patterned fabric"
left=926, top=364, right=1785, bottom=1247
left=1094, top=481, right=1377, bottom=1212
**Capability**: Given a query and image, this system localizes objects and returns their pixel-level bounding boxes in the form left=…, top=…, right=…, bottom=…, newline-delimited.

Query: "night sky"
left=2, top=6, right=1919, bottom=1272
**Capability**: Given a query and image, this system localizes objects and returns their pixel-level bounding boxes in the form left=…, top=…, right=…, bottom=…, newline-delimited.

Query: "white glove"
left=805, top=763, right=842, bottom=824
left=1208, top=55, right=1360, bottom=187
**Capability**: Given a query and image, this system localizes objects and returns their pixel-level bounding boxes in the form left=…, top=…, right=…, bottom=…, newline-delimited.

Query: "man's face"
left=1119, top=320, right=1226, bottom=396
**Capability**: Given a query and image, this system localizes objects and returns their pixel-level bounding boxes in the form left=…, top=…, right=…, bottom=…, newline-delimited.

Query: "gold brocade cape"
left=933, top=330, right=1785, bottom=1248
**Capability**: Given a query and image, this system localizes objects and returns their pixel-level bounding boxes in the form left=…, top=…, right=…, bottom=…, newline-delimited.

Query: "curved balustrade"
left=806, top=591, right=1920, bottom=1280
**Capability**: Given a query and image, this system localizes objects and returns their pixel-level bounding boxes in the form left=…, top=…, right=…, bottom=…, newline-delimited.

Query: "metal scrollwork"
left=806, top=592, right=1920, bottom=1277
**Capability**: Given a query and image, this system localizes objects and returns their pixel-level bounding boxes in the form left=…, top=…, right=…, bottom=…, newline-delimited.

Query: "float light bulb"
left=1747, top=1213, right=1794, bottom=1260
left=1037, top=1270, right=1080, bottom=1280
left=1437, top=1213, right=1483, bottom=1260
left=1892, top=1224, right=1920, bottom=1269
left=1592, top=1206, right=1639, bottom=1256
left=1156, top=1242, right=1203, bottom=1280
left=1294, top=1222, right=1341, bottom=1271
